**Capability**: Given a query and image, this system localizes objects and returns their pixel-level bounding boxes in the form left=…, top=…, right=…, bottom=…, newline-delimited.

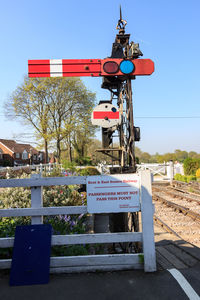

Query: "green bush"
left=174, top=173, right=187, bottom=182
left=0, top=187, right=31, bottom=209
left=77, top=166, right=100, bottom=176
left=183, top=158, right=200, bottom=175
left=0, top=185, right=87, bottom=258
left=0, top=170, right=89, bottom=258
left=43, top=168, right=63, bottom=178
left=174, top=173, right=196, bottom=183
left=62, top=160, right=77, bottom=173
left=74, top=156, right=93, bottom=166
left=0, top=185, right=87, bottom=210
left=0, top=167, right=31, bottom=179
left=187, top=175, right=196, bottom=182
left=0, top=214, right=88, bottom=258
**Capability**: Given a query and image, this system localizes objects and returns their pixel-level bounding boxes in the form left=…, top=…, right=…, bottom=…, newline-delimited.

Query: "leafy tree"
left=5, top=77, right=96, bottom=163
left=188, top=151, right=200, bottom=159
left=42, top=78, right=96, bottom=162
left=174, top=149, right=188, bottom=162
left=71, top=96, right=96, bottom=161
left=149, top=154, right=159, bottom=163
left=87, top=138, right=108, bottom=164
left=183, top=158, right=200, bottom=175
left=135, top=147, right=143, bottom=158
left=5, top=77, right=51, bottom=162
left=140, top=152, right=151, bottom=163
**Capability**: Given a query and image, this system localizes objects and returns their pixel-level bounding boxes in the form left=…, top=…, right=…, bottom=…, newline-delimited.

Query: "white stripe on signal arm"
left=50, top=59, right=63, bottom=77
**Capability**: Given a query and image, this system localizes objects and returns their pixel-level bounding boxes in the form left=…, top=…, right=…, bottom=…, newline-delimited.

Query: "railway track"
left=152, top=183, right=200, bottom=248
left=173, top=180, right=200, bottom=195
left=153, top=185, right=200, bottom=214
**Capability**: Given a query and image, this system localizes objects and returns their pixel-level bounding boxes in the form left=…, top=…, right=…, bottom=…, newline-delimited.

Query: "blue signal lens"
left=120, top=60, right=134, bottom=74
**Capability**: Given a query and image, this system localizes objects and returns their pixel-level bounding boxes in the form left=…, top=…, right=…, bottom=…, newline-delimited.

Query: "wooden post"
left=31, top=174, right=43, bottom=225
left=140, top=170, right=156, bottom=272
left=169, top=160, right=174, bottom=185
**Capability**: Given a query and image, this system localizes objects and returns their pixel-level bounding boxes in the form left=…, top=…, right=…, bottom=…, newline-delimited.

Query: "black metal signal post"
left=98, top=9, right=144, bottom=238
left=99, top=8, right=143, bottom=173
left=28, top=9, right=154, bottom=174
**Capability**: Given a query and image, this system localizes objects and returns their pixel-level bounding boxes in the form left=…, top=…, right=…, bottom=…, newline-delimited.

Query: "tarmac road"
left=0, top=264, right=200, bottom=300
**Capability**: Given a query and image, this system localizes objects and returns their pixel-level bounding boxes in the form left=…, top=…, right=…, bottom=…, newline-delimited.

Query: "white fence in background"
left=0, top=171, right=156, bottom=273
left=136, top=163, right=184, bottom=181
left=0, top=163, right=63, bottom=177
left=0, top=162, right=184, bottom=182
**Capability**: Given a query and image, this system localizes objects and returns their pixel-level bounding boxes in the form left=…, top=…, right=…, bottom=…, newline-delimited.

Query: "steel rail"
left=153, top=186, right=200, bottom=205
left=173, top=180, right=200, bottom=195
left=153, top=215, right=181, bottom=238
left=153, top=194, right=200, bottom=222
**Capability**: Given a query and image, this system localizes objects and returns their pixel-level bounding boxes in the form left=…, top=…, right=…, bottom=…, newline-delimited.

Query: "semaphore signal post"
left=28, top=7, right=154, bottom=173
left=26, top=7, right=156, bottom=272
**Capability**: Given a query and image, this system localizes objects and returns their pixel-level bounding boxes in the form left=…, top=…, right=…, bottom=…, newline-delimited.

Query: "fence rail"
left=0, top=163, right=63, bottom=177
left=0, top=171, right=156, bottom=273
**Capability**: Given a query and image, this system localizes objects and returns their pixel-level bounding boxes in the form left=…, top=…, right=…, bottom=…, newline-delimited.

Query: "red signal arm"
left=28, top=58, right=154, bottom=78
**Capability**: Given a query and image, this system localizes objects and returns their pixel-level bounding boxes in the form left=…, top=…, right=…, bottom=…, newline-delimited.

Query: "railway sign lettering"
left=87, top=174, right=140, bottom=213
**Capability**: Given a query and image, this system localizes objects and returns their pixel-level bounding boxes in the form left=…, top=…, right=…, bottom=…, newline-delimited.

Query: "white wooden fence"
left=137, top=162, right=184, bottom=181
left=0, top=170, right=156, bottom=273
left=0, top=163, right=63, bottom=177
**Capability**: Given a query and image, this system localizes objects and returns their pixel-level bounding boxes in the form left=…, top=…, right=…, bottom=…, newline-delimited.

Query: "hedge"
left=183, top=158, right=200, bottom=175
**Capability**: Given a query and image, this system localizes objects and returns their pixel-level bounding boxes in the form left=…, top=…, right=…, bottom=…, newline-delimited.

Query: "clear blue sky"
left=0, top=0, right=200, bottom=154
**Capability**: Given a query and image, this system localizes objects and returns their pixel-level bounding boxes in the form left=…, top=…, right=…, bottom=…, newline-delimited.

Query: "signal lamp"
left=120, top=60, right=134, bottom=74
left=103, top=61, right=119, bottom=74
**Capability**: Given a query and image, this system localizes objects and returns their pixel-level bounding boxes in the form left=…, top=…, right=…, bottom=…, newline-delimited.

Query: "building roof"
left=0, top=139, right=39, bottom=154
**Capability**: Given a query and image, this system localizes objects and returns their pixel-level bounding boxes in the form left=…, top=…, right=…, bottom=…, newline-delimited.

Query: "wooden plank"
left=50, top=254, right=142, bottom=267
left=0, top=175, right=86, bottom=188
left=52, top=232, right=142, bottom=245
left=156, top=250, right=174, bottom=270
left=0, top=232, right=142, bottom=248
left=0, top=206, right=87, bottom=218
left=0, top=259, right=11, bottom=269
left=31, top=174, right=43, bottom=224
left=140, top=170, right=157, bottom=272
left=156, top=246, right=187, bottom=269
left=0, top=237, right=13, bottom=248
left=173, top=240, right=200, bottom=261
left=50, top=264, right=143, bottom=273
left=165, top=244, right=198, bottom=267
left=0, top=254, right=143, bottom=270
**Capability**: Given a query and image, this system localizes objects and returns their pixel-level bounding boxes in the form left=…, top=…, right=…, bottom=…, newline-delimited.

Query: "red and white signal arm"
left=91, top=103, right=121, bottom=128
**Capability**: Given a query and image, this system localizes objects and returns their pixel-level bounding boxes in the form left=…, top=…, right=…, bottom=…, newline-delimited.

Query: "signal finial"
left=120, top=5, right=122, bottom=20
left=116, top=5, right=127, bottom=34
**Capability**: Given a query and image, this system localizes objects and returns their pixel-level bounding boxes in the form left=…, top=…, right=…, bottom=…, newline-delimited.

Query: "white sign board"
left=87, top=174, right=140, bottom=213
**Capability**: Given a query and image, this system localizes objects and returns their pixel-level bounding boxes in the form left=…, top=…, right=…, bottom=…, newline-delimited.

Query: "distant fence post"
left=6, top=167, right=10, bottom=179
left=31, top=173, right=43, bottom=225
left=169, top=160, right=174, bottom=185
left=140, top=170, right=156, bottom=272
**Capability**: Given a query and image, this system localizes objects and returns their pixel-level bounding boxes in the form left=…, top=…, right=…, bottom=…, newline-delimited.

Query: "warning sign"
left=87, top=174, right=140, bottom=213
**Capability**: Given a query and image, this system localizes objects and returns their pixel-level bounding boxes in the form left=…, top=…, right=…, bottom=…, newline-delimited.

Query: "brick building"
left=0, top=139, right=45, bottom=167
